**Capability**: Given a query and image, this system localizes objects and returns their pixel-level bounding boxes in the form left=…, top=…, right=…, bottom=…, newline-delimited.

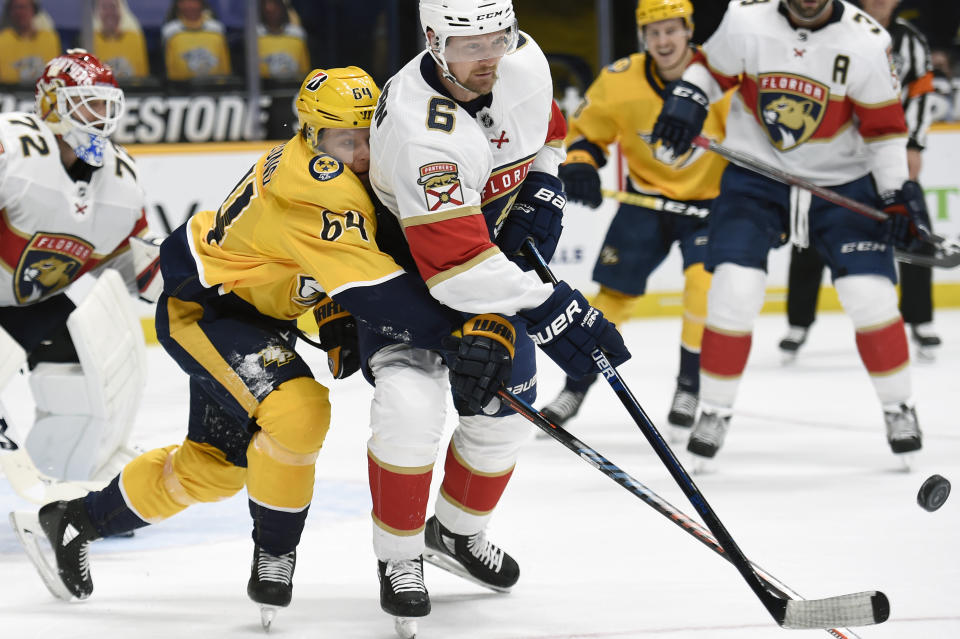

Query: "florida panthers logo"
left=757, top=73, right=829, bottom=151
left=13, top=233, right=93, bottom=304
left=418, top=162, right=464, bottom=212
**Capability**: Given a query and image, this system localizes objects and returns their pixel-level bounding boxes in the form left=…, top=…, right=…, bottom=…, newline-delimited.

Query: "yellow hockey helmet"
left=635, top=0, right=694, bottom=31
left=296, top=66, right=380, bottom=152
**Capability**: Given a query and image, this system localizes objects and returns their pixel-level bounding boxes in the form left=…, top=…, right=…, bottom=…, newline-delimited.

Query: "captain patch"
left=417, top=162, right=464, bottom=211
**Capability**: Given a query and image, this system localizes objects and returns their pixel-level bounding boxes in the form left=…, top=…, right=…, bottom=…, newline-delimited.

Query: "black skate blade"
left=778, top=591, right=889, bottom=629
left=422, top=549, right=512, bottom=593
left=8, top=511, right=76, bottom=601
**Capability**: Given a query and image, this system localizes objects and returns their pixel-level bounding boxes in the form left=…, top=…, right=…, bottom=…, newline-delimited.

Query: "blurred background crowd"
left=0, top=0, right=958, bottom=142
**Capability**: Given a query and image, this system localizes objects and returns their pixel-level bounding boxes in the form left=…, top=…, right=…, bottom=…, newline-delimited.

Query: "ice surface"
left=2, top=310, right=958, bottom=638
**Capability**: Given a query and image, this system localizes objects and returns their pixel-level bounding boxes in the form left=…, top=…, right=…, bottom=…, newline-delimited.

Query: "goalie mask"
left=35, top=49, right=124, bottom=168
left=419, top=0, right=518, bottom=92
left=295, top=66, right=381, bottom=155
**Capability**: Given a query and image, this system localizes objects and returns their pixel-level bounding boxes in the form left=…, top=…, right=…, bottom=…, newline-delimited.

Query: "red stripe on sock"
left=368, top=454, right=432, bottom=532
left=440, top=444, right=513, bottom=514
left=700, top=328, right=752, bottom=377
left=856, top=318, right=909, bottom=374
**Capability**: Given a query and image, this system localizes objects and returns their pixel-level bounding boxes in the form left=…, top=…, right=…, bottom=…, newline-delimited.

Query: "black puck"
left=917, top=474, right=951, bottom=512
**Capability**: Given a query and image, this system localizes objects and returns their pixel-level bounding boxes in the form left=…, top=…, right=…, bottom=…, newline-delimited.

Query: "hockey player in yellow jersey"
left=11, top=66, right=466, bottom=630
left=542, top=0, right=731, bottom=437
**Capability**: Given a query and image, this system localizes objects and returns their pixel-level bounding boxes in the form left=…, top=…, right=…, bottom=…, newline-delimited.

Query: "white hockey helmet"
left=419, top=0, right=518, bottom=85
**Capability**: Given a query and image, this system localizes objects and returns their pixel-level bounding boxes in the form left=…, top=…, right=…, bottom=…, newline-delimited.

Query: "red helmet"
left=34, top=49, right=124, bottom=165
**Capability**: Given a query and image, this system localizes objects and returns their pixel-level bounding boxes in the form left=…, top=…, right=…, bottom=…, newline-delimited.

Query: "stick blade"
left=779, top=591, right=889, bottom=629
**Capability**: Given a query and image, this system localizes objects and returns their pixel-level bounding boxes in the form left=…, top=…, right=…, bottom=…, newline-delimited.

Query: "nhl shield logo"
left=417, top=162, right=464, bottom=212
left=757, top=73, right=830, bottom=151
left=14, top=232, right=92, bottom=304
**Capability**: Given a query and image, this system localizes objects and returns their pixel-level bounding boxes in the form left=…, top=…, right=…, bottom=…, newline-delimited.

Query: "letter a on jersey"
left=417, top=162, right=464, bottom=211
left=757, top=73, right=829, bottom=151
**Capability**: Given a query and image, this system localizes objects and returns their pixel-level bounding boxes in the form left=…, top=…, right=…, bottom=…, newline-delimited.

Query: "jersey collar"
left=418, top=52, right=494, bottom=117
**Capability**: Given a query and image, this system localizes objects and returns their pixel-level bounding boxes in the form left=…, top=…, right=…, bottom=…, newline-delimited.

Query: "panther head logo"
left=757, top=74, right=829, bottom=152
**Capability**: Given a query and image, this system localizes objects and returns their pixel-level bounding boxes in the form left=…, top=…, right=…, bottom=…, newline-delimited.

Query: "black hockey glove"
left=881, top=180, right=932, bottom=251
left=651, top=80, right=709, bottom=157
left=313, top=295, right=359, bottom=379
left=443, top=314, right=516, bottom=416
left=558, top=161, right=603, bottom=209
left=520, top=281, right=631, bottom=380
left=497, top=172, right=565, bottom=265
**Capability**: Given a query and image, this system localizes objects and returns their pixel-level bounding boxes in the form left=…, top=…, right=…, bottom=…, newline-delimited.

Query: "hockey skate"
left=778, top=326, right=808, bottom=363
left=539, top=389, right=586, bottom=432
left=378, top=556, right=430, bottom=639
left=910, top=323, right=941, bottom=361
left=667, top=386, right=698, bottom=443
left=423, top=515, right=519, bottom=592
left=883, top=403, right=922, bottom=469
left=247, top=545, right=296, bottom=631
left=686, top=409, right=731, bottom=470
left=9, top=499, right=100, bottom=601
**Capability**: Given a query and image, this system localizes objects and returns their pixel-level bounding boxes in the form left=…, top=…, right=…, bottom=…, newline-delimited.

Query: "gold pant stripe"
left=450, top=441, right=515, bottom=478
left=252, top=430, right=320, bottom=466
left=165, top=296, right=259, bottom=416
left=368, top=449, right=435, bottom=475
left=372, top=512, right=426, bottom=537
left=439, top=485, right=494, bottom=516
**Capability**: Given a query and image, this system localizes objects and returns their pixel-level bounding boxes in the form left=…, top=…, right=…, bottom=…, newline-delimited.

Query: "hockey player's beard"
left=461, top=67, right=499, bottom=96
left=785, top=0, right=832, bottom=22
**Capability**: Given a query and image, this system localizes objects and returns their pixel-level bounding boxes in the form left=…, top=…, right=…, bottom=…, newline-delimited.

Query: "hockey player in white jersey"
left=367, top=0, right=630, bottom=634
left=651, top=0, right=931, bottom=464
left=0, top=49, right=158, bottom=501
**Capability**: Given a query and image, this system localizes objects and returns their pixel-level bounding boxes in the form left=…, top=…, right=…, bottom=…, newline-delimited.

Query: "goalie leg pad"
left=26, top=270, right=148, bottom=480
left=0, top=324, right=26, bottom=390
left=246, top=377, right=330, bottom=511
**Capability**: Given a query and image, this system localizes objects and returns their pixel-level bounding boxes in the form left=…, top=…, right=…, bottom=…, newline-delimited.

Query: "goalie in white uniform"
left=0, top=49, right=159, bottom=502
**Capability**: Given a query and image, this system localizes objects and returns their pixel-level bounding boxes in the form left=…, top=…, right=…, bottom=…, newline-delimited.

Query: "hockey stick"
left=600, top=189, right=709, bottom=218
left=690, top=135, right=960, bottom=269
left=520, top=239, right=889, bottom=631
left=498, top=388, right=862, bottom=639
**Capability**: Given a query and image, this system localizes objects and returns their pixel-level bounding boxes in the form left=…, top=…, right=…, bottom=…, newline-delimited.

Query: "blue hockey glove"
left=442, top=314, right=516, bottom=416
left=497, top=172, right=565, bottom=264
left=558, top=161, right=603, bottom=209
left=881, top=180, right=932, bottom=251
left=520, top=281, right=631, bottom=380
left=651, top=80, right=709, bottom=157
left=313, top=295, right=359, bottom=379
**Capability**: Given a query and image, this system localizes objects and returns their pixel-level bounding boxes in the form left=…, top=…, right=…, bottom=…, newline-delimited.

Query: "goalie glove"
left=881, top=180, right=932, bottom=251
left=313, top=295, right=359, bottom=379
left=129, top=235, right=163, bottom=303
left=443, top=314, right=516, bottom=416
